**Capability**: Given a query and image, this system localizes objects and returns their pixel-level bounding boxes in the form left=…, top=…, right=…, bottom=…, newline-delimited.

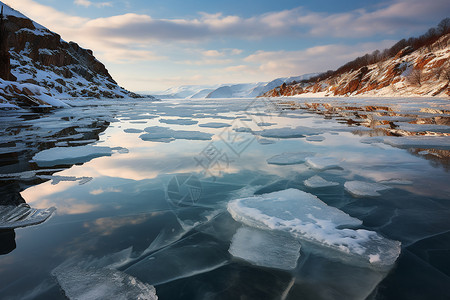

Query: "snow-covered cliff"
left=262, top=34, right=450, bottom=98
left=0, top=1, right=141, bottom=109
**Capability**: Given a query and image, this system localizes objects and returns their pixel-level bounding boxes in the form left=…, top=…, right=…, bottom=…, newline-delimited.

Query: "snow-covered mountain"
left=262, top=34, right=450, bottom=98
left=152, top=74, right=317, bottom=99
left=0, top=1, right=142, bottom=109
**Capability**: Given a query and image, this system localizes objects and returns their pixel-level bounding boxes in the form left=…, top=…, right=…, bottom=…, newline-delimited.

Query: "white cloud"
left=74, top=0, right=112, bottom=8
left=240, top=40, right=397, bottom=77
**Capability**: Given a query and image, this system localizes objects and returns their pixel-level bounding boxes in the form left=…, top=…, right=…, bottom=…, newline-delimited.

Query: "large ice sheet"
left=0, top=204, right=55, bottom=229
left=344, top=181, right=392, bottom=197
left=227, top=189, right=401, bottom=268
left=52, top=264, right=157, bottom=300
left=229, top=226, right=301, bottom=270
left=32, top=145, right=114, bottom=167
left=140, top=126, right=212, bottom=142
left=267, top=152, right=315, bottom=165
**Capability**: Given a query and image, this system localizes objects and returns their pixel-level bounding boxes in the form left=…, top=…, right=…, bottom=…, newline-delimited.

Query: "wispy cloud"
left=74, top=0, right=112, bottom=8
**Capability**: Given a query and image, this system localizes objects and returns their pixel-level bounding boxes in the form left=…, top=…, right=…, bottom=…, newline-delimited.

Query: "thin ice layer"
left=227, top=189, right=401, bottom=268
left=52, top=265, right=157, bottom=300
left=229, top=226, right=301, bottom=270
left=0, top=204, right=55, bottom=229
left=266, top=152, right=315, bottom=165
left=344, top=181, right=392, bottom=197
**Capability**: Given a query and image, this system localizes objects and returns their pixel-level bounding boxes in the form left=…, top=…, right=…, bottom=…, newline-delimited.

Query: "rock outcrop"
left=0, top=2, right=143, bottom=109
left=262, top=34, right=450, bottom=98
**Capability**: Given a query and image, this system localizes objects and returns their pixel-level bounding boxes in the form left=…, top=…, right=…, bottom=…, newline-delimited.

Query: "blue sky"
left=5, top=0, right=450, bottom=92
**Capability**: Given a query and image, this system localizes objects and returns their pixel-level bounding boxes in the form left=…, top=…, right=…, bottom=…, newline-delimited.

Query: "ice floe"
left=198, top=122, right=231, bottom=128
left=229, top=226, right=301, bottom=270
left=159, top=118, right=198, bottom=125
left=267, top=152, right=315, bottom=165
left=140, top=126, right=213, bottom=143
left=227, top=189, right=401, bottom=268
left=344, top=181, right=392, bottom=197
left=304, top=175, right=339, bottom=188
left=0, top=204, right=55, bottom=229
left=32, top=145, right=118, bottom=167
left=305, top=156, right=341, bottom=170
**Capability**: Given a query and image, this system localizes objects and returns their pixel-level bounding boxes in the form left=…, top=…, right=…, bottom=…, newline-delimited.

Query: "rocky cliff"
left=0, top=2, right=141, bottom=109
left=262, top=34, right=450, bottom=98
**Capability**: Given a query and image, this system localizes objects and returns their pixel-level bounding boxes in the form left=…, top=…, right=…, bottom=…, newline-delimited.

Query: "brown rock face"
left=0, top=8, right=13, bottom=80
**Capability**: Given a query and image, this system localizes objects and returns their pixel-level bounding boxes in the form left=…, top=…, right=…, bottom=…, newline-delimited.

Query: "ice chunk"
left=305, top=156, right=341, bottom=170
left=267, top=152, right=315, bottom=165
left=52, top=264, right=157, bottom=300
left=126, top=234, right=229, bottom=285
left=229, top=226, right=301, bottom=270
left=227, top=189, right=401, bottom=268
left=198, top=122, right=231, bottom=128
left=159, top=118, right=198, bottom=125
left=140, top=126, right=212, bottom=143
left=304, top=175, right=339, bottom=188
left=0, top=204, right=55, bottom=229
left=344, top=181, right=392, bottom=197
left=32, top=145, right=114, bottom=167
left=258, top=126, right=323, bottom=139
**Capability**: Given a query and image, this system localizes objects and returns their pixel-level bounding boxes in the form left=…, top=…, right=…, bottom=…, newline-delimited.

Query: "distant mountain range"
left=151, top=74, right=317, bottom=99
left=0, top=1, right=142, bottom=109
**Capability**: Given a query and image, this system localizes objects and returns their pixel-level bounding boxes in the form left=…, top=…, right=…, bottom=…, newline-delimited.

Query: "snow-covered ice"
left=229, top=226, right=301, bottom=270
left=267, top=152, right=315, bottom=165
left=0, top=204, right=55, bottom=229
left=140, top=126, right=213, bottom=143
left=304, top=175, right=339, bottom=188
left=228, top=189, right=401, bottom=268
left=344, top=181, right=392, bottom=197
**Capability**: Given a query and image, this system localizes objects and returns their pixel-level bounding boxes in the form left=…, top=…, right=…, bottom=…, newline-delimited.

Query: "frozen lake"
left=0, top=97, right=449, bottom=299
